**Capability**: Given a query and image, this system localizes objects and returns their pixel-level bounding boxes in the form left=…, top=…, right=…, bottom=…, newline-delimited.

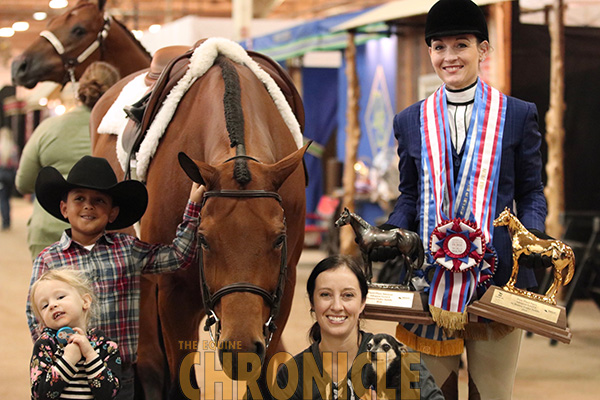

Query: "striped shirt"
left=30, top=328, right=120, bottom=399
left=27, top=200, right=200, bottom=363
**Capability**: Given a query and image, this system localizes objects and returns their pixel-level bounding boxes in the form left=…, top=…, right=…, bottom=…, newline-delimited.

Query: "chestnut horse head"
left=11, top=0, right=150, bottom=88
left=92, top=44, right=306, bottom=393
left=179, top=146, right=307, bottom=377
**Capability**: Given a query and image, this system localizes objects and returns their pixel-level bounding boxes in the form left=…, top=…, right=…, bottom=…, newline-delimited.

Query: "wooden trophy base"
left=468, top=286, right=571, bottom=344
left=362, top=283, right=434, bottom=325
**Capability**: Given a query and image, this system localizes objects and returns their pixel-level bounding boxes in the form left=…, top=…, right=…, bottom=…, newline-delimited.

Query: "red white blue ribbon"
left=420, top=80, right=506, bottom=328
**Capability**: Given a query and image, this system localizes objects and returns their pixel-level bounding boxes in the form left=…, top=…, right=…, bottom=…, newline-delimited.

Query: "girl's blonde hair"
left=30, top=268, right=96, bottom=328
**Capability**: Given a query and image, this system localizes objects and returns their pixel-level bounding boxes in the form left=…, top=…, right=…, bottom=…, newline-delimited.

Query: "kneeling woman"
left=273, top=255, right=443, bottom=399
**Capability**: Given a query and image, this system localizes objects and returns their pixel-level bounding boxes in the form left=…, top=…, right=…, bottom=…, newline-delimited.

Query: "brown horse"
left=91, top=41, right=307, bottom=399
left=494, top=208, right=575, bottom=304
left=11, top=0, right=150, bottom=88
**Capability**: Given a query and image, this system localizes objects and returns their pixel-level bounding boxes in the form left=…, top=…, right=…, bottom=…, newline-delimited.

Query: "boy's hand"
left=69, top=328, right=97, bottom=363
left=189, top=182, right=206, bottom=204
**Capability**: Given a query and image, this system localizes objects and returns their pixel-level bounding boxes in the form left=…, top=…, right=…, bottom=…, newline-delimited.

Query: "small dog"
left=364, top=333, right=407, bottom=399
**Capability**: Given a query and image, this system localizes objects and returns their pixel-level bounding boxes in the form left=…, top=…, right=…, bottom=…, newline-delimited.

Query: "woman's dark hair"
left=306, top=255, right=368, bottom=343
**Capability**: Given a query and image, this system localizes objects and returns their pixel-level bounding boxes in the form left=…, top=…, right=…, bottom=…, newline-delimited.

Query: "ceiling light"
left=148, top=24, right=161, bottom=34
left=12, top=21, right=30, bottom=32
left=49, top=0, right=69, bottom=9
left=33, top=12, right=48, bottom=21
left=54, top=104, right=66, bottom=115
left=0, top=28, right=15, bottom=38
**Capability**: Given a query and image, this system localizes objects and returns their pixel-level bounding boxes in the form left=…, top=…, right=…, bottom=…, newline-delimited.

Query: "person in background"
left=29, top=268, right=121, bottom=399
left=16, top=61, right=120, bottom=260
left=370, top=1, right=548, bottom=398
left=269, top=255, right=442, bottom=399
left=0, top=126, right=19, bottom=230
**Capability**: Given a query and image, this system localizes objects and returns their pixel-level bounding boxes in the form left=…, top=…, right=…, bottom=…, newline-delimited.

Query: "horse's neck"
left=349, top=215, right=370, bottom=234
left=105, top=25, right=150, bottom=76
left=507, top=215, right=526, bottom=235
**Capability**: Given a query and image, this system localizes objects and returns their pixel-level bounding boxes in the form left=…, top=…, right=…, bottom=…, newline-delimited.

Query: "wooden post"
left=340, top=30, right=360, bottom=255
left=490, top=1, right=512, bottom=95
left=544, top=0, right=566, bottom=238
left=286, top=57, right=303, bottom=98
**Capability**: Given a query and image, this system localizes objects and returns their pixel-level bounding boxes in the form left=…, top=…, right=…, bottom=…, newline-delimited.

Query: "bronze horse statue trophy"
left=494, top=208, right=575, bottom=304
left=335, top=207, right=424, bottom=287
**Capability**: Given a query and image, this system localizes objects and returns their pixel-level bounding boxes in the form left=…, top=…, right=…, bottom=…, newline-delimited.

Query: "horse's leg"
left=543, top=267, right=562, bottom=304
left=505, top=253, right=520, bottom=290
left=136, top=276, right=168, bottom=400
left=361, top=252, right=372, bottom=282
left=156, top=272, right=204, bottom=400
left=401, top=256, right=412, bottom=287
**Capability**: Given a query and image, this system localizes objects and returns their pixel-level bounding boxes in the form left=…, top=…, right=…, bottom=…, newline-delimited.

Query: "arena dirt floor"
left=2, top=197, right=600, bottom=399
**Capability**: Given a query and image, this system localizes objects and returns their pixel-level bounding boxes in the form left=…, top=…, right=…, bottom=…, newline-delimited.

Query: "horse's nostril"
left=254, top=341, right=265, bottom=360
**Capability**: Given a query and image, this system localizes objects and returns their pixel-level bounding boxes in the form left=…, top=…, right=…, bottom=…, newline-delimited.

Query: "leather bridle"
left=198, top=174, right=288, bottom=349
left=39, top=13, right=112, bottom=86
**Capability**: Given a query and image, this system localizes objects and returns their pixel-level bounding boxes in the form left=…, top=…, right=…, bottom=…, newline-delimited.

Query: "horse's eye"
left=274, top=234, right=285, bottom=249
left=382, top=344, right=391, bottom=352
left=198, top=234, right=209, bottom=250
left=71, top=25, right=87, bottom=38
left=366, top=343, right=372, bottom=351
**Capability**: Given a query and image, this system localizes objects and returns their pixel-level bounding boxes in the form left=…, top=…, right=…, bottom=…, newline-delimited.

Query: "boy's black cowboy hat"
left=425, top=0, right=489, bottom=45
left=35, top=155, right=148, bottom=230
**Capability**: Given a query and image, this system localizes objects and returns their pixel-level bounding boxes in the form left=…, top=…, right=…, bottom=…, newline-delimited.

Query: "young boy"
left=25, top=155, right=204, bottom=399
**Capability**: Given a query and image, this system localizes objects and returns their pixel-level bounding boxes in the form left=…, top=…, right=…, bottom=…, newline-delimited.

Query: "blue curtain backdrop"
left=302, top=68, right=338, bottom=214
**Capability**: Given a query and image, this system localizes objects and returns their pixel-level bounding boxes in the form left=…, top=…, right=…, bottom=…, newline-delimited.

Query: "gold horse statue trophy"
left=469, top=208, right=575, bottom=343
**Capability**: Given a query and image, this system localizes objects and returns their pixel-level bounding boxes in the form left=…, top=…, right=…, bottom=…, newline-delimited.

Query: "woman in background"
left=16, top=61, right=120, bottom=260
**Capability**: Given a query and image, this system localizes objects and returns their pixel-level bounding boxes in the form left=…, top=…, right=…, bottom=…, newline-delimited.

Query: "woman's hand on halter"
left=189, top=182, right=206, bottom=204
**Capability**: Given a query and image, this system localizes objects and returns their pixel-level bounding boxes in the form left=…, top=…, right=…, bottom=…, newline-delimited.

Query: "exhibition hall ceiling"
left=0, top=0, right=389, bottom=54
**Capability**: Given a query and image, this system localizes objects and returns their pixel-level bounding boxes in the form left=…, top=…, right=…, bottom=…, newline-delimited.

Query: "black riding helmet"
left=425, top=0, right=489, bottom=46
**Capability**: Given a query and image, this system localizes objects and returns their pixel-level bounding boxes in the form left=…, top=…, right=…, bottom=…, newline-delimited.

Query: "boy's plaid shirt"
left=26, top=200, right=201, bottom=364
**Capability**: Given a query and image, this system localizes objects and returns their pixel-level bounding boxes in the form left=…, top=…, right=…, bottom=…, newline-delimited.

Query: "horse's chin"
left=217, top=340, right=265, bottom=381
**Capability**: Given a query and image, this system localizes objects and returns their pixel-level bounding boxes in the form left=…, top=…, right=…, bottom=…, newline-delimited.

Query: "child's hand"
left=69, top=328, right=97, bottom=363
left=62, top=342, right=83, bottom=365
left=189, top=182, right=206, bottom=204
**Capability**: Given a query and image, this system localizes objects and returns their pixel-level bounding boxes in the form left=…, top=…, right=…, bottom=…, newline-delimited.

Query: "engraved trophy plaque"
left=468, top=208, right=575, bottom=344
left=335, top=208, right=433, bottom=325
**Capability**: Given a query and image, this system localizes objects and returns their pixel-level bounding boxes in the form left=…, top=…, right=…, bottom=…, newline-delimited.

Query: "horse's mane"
left=216, top=56, right=251, bottom=185
left=71, top=2, right=152, bottom=61
left=110, top=18, right=152, bottom=60
left=353, top=212, right=371, bottom=230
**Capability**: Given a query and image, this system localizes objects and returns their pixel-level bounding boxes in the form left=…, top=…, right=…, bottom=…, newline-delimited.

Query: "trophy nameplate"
left=468, top=208, right=575, bottom=344
left=363, top=283, right=433, bottom=325
left=468, top=286, right=571, bottom=343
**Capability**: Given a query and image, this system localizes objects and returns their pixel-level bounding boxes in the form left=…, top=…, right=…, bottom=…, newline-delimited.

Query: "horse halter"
left=39, top=13, right=112, bottom=86
left=199, top=186, right=288, bottom=350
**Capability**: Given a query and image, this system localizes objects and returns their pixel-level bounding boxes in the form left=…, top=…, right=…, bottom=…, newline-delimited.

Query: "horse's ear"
left=268, top=141, right=311, bottom=190
left=97, top=0, right=107, bottom=11
left=178, top=152, right=215, bottom=186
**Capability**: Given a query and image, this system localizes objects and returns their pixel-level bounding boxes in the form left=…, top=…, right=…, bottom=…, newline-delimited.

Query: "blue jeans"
left=0, top=168, right=15, bottom=229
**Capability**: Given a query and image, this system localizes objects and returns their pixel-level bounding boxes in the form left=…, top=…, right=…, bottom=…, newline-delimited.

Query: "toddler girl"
left=29, top=268, right=121, bottom=399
